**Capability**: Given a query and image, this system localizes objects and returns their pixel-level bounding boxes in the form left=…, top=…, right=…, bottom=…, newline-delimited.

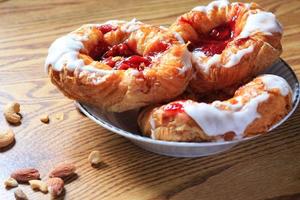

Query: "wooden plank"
left=0, top=0, right=299, bottom=199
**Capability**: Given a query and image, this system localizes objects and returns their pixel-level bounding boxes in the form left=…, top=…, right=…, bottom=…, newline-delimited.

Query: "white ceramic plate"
left=76, top=59, right=300, bottom=157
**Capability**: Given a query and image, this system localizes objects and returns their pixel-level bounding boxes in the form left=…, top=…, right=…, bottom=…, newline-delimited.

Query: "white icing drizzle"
left=259, top=74, right=291, bottom=96
left=129, top=69, right=141, bottom=76
left=79, top=70, right=105, bottom=85
left=182, top=74, right=291, bottom=137
left=183, top=93, right=270, bottom=136
left=239, top=11, right=283, bottom=38
left=191, top=2, right=282, bottom=38
left=224, top=46, right=254, bottom=67
left=172, top=31, right=185, bottom=44
left=192, top=45, right=254, bottom=73
left=45, top=34, right=86, bottom=72
left=121, top=18, right=143, bottom=33
left=192, top=51, right=221, bottom=73
left=92, top=75, right=108, bottom=85
left=177, top=48, right=192, bottom=75
left=79, top=65, right=114, bottom=75
left=45, top=19, right=143, bottom=73
left=77, top=66, right=114, bottom=85
left=232, top=2, right=251, bottom=9
left=149, top=115, right=156, bottom=139
left=159, top=25, right=185, bottom=44
left=192, top=0, right=229, bottom=13
left=104, top=20, right=126, bottom=26
left=149, top=115, right=155, bottom=130
left=159, top=25, right=168, bottom=31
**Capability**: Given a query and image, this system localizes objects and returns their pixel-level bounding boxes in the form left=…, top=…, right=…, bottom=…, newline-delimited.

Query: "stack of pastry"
left=45, top=0, right=292, bottom=142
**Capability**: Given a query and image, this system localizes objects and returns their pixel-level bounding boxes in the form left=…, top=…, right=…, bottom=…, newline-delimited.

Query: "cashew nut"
left=29, top=180, right=48, bottom=193
left=88, top=150, right=102, bottom=165
left=4, top=177, right=18, bottom=188
left=4, top=102, right=21, bottom=124
left=0, top=128, right=15, bottom=148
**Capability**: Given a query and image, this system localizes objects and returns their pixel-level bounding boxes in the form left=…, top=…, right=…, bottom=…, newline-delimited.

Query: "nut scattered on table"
left=14, top=188, right=28, bottom=200
left=55, top=112, right=64, bottom=121
left=29, top=180, right=48, bottom=193
left=4, top=177, right=18, bottom=188
left=88, top=150, right=102, bottom=165
left=40, top=114, right=49, bottom=123
left=0, top=128, right=15, bottom=148
left=49, top=162, right=76, bottom=178
left=11, top=168, right=40, bottom=183
left=4, top=102, right=21, bottom=124
left=47, top=177, right=64, bottom=197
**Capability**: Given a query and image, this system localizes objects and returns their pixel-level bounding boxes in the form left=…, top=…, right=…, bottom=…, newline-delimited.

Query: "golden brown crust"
left=46, top=21, right=192, bottom=112
left=138, top=76, right=292, bottom=142
left=170, top=2, right=282, bottom=94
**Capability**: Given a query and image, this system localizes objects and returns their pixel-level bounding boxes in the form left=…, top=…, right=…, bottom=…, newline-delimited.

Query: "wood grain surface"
left=0, top=0, right=300, bottom=199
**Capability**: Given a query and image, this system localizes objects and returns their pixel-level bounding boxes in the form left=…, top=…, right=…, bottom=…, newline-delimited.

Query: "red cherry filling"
left=103, top=55, right=151, bottom=71
left=91, top=40, right=169, bottom=71
left=117, top=56, right=151, bottom=70
left=189, top=19, right=237, bottom=56
left=89, top=41, right=110, bottom=61
left=194, top=41, right=228, bottom=57
left=235, top=37, right=249, bottom=46
left=97, top=24, right=117, bottom=34
left=147, top=42, right=169, bottom=56
left=89, top=24, right=171, bottom=71
left=102, top=43, right=135, bottom=58
left=209, top=22, right=234, bottom=41
left=164, top=102, right=184, bottom=115
left=101, top=43, right=152, bottom=71
left=178, top=16, right=194, bottom=26
left=102, top=57, right=117, bottom=67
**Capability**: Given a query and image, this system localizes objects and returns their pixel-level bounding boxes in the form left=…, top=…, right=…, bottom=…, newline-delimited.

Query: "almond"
left=29, top=179, right=48, bottom=193
left=14, top=188, right=28, bottom=200
left=11, top=168, right=40, bottom=183
left=47, top=177, right=64, bottom=197
left=49, top=162, right=76, bottom=178
left=4, top=177, right=18, bottom=188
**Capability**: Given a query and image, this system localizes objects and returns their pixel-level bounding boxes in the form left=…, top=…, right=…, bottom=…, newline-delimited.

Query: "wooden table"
left=0, top=0, right=300, bottom=199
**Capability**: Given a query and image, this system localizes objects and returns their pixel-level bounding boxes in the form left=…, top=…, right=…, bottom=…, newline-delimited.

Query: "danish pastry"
left=138, top=74, right=292, bottom=142
left=170, top=0, right=283, bottom=93
left=45, top=20, right=192, bottom=112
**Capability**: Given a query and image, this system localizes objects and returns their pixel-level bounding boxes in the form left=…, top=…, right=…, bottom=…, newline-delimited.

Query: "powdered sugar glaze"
left=183, top=74, right=291, bottom=138
left=192, top=0, right=229, bottom=13
left=239, top=11, right=283, bottom=38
